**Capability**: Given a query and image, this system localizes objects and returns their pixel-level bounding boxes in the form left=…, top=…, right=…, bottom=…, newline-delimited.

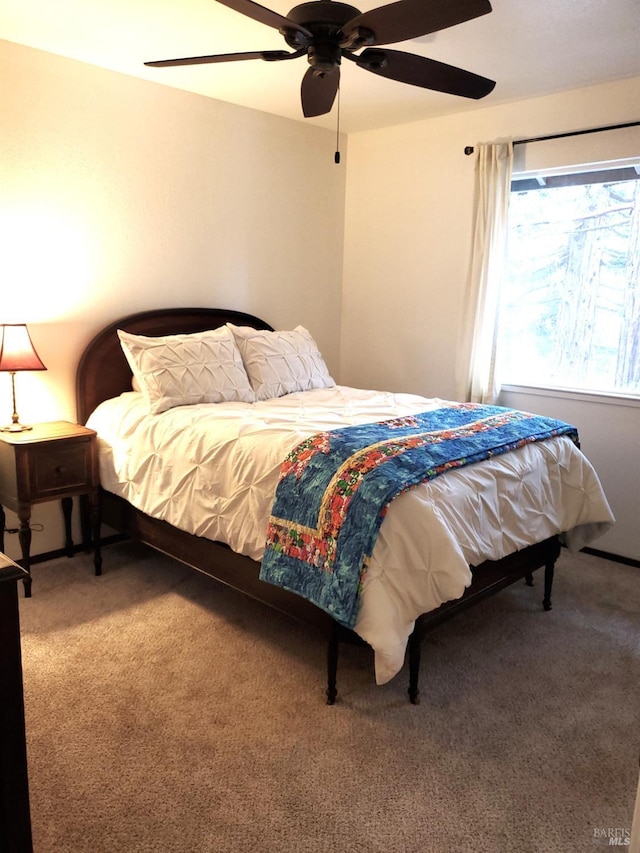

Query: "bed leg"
left=407, top=628, right=421, bottom=705
left=326, top=624, right=339, bottom=705
left=543, top=561, right=554, bottom=611
left=524, top=572, right=534, bottom=586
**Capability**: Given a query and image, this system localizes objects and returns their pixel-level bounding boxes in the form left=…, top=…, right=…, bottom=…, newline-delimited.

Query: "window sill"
left=500, top=383, right=640, bottom=409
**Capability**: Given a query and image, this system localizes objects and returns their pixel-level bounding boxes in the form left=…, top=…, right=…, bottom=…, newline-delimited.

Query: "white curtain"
left=456, top=141, right=513, bottom=403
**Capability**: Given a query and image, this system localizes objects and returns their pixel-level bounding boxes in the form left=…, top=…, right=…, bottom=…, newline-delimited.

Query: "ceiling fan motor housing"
left=283, top=1, right=370, bottom=73
left=285, top=1, right=362, bottom=31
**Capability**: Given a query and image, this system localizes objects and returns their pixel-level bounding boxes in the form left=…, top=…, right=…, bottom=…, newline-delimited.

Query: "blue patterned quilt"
left=259, top=403, right=578, bottom=628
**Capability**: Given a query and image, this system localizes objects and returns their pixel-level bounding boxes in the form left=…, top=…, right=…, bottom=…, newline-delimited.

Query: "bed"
left=76, top=307, right=614, bottom=703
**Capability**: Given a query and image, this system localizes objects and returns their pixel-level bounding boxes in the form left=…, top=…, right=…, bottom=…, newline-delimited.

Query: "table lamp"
left=0, top=324, right=47, bottom=432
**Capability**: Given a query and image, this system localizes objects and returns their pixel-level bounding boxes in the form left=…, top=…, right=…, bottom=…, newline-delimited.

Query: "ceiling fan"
left=145, top=0, right=496, bottom=118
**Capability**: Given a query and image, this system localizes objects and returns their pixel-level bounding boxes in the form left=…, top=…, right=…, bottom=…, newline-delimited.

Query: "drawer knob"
left=55, top=466, right=67, bottom=474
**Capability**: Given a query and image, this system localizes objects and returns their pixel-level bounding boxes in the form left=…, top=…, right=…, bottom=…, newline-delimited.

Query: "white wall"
left=341, top=76, right=640, bottom=560
left=1, top=39, right=347, bottom=560
left=499, top=388, right=639, bottom=560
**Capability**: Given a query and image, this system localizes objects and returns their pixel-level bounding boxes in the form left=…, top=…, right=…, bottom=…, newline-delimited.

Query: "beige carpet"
left=17, top=542, right=640, bottom=853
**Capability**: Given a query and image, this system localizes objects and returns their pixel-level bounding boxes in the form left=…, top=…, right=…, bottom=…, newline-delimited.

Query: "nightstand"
left=0, top=421, right=101, bottom=597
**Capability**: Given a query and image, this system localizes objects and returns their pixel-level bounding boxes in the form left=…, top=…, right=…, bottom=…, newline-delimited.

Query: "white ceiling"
left=3, top=0, right=640, bottom=133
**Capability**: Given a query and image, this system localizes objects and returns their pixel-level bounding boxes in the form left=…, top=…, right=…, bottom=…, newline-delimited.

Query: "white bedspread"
left=87, top=386, right=614, bottom=684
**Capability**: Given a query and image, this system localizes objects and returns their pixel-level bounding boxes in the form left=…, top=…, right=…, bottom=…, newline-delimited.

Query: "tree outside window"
left=498, top=168, right=640, bottom=396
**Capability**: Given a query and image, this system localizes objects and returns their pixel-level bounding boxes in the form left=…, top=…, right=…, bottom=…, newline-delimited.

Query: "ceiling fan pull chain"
left=334, top=85, right=341, bottom=164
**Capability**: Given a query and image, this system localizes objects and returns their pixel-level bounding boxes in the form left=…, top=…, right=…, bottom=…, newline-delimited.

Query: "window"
left=497, top=165, right=640, bottom=397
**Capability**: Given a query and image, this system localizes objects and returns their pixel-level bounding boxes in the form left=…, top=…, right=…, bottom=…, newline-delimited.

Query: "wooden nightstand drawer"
left=29, top=440, right=93, bottom=498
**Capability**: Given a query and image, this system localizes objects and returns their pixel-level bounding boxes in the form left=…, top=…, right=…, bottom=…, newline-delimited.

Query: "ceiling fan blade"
left=301, top=67, right=340, bottom=117
left=353, top=48, right=495, bottom=99
left=214, top=0, right=312, bottom=38
left=342, top=0, right=491, bottom=48
left=145, top=49, right=304, bottom=67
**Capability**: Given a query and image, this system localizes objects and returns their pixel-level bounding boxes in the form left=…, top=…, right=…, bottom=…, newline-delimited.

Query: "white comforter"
left=87, top=386, right=614, bottom=683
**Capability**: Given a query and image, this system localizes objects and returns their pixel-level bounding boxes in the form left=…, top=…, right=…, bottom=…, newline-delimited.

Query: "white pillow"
left=118, top=327, right=255, bottom=414
left=227, top=324, right=334, bottom=401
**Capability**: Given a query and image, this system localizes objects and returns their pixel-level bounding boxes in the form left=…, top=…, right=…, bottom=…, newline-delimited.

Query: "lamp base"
left=0, top=423, right=33, bottom=433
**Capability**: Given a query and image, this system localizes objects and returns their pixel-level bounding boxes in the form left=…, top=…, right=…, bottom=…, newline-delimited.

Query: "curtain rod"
left=463, top=120, right=640, bottom=155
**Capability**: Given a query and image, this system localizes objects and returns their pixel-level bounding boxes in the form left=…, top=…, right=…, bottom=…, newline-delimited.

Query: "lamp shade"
left=0, top=325, right=47, bottom=372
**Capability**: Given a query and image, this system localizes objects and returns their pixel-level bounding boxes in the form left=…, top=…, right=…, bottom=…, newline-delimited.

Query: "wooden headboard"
left=76, top=307, right=274, bottom=424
